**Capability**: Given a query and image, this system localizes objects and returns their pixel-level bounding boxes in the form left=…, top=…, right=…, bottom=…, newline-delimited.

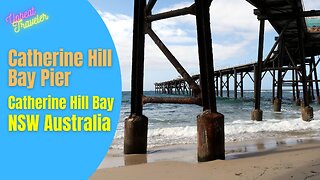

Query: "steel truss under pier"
left=125, top=0, right=320, bottom=162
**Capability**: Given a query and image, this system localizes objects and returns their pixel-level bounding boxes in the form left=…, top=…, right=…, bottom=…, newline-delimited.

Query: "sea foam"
left=111, top=111, right=320, bottom=149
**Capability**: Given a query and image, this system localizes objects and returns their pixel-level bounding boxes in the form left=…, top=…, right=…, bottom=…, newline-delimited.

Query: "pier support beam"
left=220, top=72, right=223, bottom=97
left=308, top=61, right=314, bottom=102
left=124, top=0, right=148, bottom=154
left=312, top=57, right=320, bottom=104
left=251, top=109, right=263, bottom=122
left=295, top=69, right=301, bottom=106
left=197, top=111, right=224, bottom=162
left=292, top=69, right=296, bottom=102
left=273, top=98, right=282, bottom=112
left=272, top=70, right=276, bottom=104
left=274, top=40, right=284, bottom=112
left=234, top=69, right=238, bottom=99
left=240, top=72, right=244, bottom=98
left=215, top=76, right=219, bottom=97
left=251, top=19, right=265, bottom=121
left=124, top=115, right=148, bottom=154
left=226, top=75, right=230, bottom=98
left=301, top=106, right=313, bottom=122
left=297, top=16, right=313, bottom=121
left=195, top=0, right=224, bottom=162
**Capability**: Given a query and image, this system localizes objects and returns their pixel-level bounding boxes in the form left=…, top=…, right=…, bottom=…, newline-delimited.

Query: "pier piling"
left=273, top=98, right=282, bottom=112
left=251, top=19, right=265, bottom=121
left=124, top=0, right=148, bottom=154
left=195, top=0, right=225, bottom=161
left=226, top=75, right=230, bottom=98
left=220, top=72, right=223, bottom=97
left=297, top=15, right=313, bottom=121
left=295, top=69, right=301, bottom=106
left=272, top=70, right=276, bottom=104
left=251, top=109, right=263, bottom=122
left=215, top=76, right=219, bottom=97
left=274, top=39, right=284, bottom=112
left=124, top=115, right=148, bottom=154
left=311, top=57, right=320, bottom=104
left=292, top=69, right=296, bottom=102
left=234, top=69, right=238, bottom=99
left=197, top=111, right=225, bottom=162
left=240, top=72, right=244, bottom=98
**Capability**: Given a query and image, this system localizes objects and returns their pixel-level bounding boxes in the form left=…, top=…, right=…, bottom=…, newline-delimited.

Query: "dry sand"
left=91, top=139, right=320, bottom=180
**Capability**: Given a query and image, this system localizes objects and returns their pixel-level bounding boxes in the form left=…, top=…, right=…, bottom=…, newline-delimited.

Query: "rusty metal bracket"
left=142, top=96, right=202, bottom=106
left=146, top=4, right=196, bottom=22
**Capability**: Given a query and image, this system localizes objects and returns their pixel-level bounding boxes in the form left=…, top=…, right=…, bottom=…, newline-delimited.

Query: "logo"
left=5, top=7, right=49, bottom=33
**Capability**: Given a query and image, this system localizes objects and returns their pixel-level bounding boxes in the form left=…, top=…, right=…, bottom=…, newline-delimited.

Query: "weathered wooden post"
left=195, top=0, right=225, bottom=162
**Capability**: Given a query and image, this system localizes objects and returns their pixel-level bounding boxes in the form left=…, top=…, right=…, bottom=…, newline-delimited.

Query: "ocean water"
left=306, top=17, right=320, bottom=27
left=111, top=91, right=320, bottom=150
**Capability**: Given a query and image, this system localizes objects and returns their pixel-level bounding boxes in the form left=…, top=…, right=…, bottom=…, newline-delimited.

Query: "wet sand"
left=91, top=137, right=320, bottom=180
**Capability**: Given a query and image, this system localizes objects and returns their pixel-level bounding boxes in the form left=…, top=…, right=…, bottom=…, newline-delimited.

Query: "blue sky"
left=89, top=0, right=320, bottom=91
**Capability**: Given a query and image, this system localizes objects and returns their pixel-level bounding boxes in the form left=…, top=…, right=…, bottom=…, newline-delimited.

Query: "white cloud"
left=303, top=0, right=320, bottom=10
left=157, top=1, right=194, bottom=13
left=98, top=11, right=133, bottom=89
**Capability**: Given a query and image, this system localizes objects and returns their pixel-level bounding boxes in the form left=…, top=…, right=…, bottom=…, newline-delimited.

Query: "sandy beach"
left=91, top=138, right=320, bottom=180
left=93, top=94, right=320, bottom=180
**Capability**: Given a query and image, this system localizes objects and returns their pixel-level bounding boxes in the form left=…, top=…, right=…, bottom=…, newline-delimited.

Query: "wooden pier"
left=125, top=0, right=320, bottom=162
